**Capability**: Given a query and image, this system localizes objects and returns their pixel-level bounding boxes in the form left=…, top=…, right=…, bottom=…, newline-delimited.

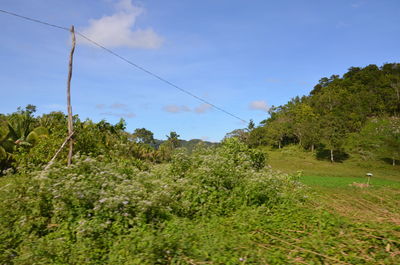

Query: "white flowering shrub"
left=0, top=139, right=306, bottom=264
left=169, top=138, right=302, bottom=217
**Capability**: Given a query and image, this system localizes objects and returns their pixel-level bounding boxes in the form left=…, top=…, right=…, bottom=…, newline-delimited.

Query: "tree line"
left=1, top=63, right=399, bottom=173
left=228, top=63, right=400, bottom=165
left=0, top=106, right=215, bottom=174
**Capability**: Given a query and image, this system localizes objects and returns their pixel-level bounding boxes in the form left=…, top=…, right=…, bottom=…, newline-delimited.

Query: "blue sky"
left=1, top=0, right=399, bottom=141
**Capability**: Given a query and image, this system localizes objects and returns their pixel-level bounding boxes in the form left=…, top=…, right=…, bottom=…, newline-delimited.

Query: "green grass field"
left=300, top=175, right=400, bottom=188
left=268, top=146, right=400, bottom=229
left=267, top=146, right=400, bottom=183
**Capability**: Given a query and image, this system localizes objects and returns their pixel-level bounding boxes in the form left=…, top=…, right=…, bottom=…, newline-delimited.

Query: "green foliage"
left=1, top=62, right=400, bottom=263
left=0, top=141, right=302, bottom=263
left=347, top=117, right=400, bottom=165
left=178, top=139, right=218, bottom=153
left=245, top=63, right=400, bottom=163
left=0, top=106, right=170, bottom=173
left=1, top=152, right=399, bottom=264
left=132, top=128, right=155, bottom=145
left=166, top=131, right=180, bottom=148
left=0, top=119, right=10, bottom=162
left=0, top=109, right=399, bottom=264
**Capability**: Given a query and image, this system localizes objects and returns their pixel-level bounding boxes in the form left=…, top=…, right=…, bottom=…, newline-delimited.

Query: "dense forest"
left=228, top=63, right=400, bottom=165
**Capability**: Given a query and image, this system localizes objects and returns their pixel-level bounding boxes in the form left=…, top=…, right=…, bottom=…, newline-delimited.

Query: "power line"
left=76, top=33, right=248, bottom=123
left=0, top=8, right=248, bottom=123
left=0, top=9, right=69, bottom=31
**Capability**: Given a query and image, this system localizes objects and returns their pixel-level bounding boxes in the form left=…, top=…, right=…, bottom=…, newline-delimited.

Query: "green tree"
left=167, top=131, right=180, bottom=148
left=379, top=117, right=400, bottom=165
left=247, top=119, right=255, bottom=131
left=0, top=119, right=12, bottom=165
left=264, top=113, right=291, bottom=149
left=347, top=117, right=400, bottom=165
left=247, top=126, right=268, bottom=147
left=7, top=105, right=48, bottom=147
left=133, top=128, right=155, bottom=145
left=290, top=103, right=320, bottom=151
left=224, top=129, right=248, bottom=143
left=311, top=80, right=349, bottom=162
left=157, top=141, right=174, bottom=161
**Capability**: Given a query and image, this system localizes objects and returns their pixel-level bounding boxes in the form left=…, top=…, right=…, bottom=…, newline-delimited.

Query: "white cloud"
left=79, top=0, right=163, bottom=49
left=163, top=105, right=191, bottom=113
left=194, top=104, right=212, bottom=114
left=249, top=100, right=269, bottom=112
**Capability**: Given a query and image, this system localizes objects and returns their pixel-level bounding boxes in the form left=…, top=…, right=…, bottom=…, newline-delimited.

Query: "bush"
left=0, top=140, right=305, bottom=264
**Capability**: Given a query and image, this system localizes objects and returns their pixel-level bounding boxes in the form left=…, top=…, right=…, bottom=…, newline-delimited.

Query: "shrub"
left=0, top=141, right=305, bottom=264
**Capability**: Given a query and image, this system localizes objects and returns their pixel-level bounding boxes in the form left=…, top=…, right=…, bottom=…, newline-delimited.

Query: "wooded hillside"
left=232, top=63, right=400, bottom=164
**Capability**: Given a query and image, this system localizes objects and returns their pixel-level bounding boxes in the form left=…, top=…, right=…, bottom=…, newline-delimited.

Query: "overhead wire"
left=0, top=8, right=248, bottom=123
left=0, top=9, right=69, bottom=31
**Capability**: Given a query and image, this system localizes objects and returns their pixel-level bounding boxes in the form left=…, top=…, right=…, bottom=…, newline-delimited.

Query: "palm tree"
left=7, top=112, right=48, bottom=147
left=166, top=131, right=180, bottom=148
left=0, top=120, right=15, bottom=170
left=0, top=121, right=10, bottom=161
left=3, top=106, right=49, bottom=153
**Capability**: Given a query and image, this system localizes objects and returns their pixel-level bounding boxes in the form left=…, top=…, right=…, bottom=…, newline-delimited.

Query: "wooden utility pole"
left=67, top=25, right=76, bottom=166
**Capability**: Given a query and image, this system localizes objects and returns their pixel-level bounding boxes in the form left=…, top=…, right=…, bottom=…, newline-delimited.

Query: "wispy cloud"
left=79, top=0, right=163, bottom=49
left=111, top=103, right=128, bottom=109
left=163, top=105, right=191, bottom=113
left=163, top=104, right=213, bottom=114
left=96, top=103, right=129, bottom=109
left=194, top=104, right=212, bottom=114
left=249, top=100, right=269, bottom=112
left=100, top=111, right=135, bottom=118
left=96, top=102, right=134, bottom=118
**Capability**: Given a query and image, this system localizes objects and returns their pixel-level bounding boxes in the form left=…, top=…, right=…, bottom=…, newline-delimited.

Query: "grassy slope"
left=267, top=146, right=400, bottom=260
left=266, top=146, right=400, bottom=218
left=266, top=146, right=400, bottom=183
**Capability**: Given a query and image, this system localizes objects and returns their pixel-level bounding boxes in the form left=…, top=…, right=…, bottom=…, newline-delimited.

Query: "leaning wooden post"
left=67, top=25, right=76, bottom=166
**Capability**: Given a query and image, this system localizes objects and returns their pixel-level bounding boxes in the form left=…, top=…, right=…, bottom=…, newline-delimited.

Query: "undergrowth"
left=0, top=139, right=399, bottom=264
